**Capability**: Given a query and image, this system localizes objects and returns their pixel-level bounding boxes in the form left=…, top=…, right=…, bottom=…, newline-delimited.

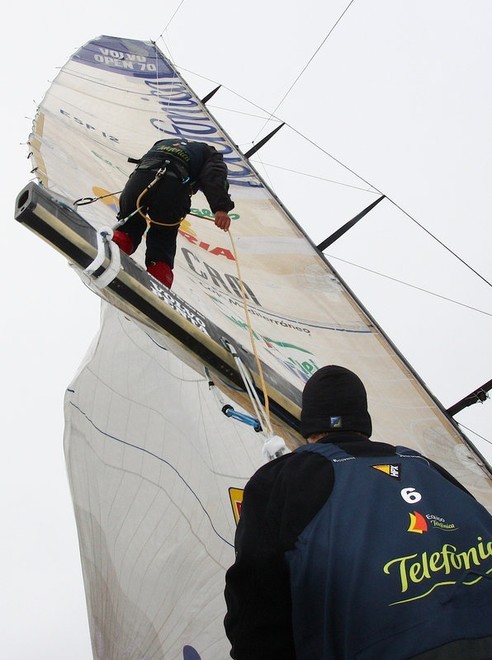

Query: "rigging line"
left=252, top=160, right=378, bottom=194
left=156, top=0, right=187, bottom=38
left=254, top=0, right=358, bottom=142
left=227, top=228, right=273, bottom=435
left=383, top=195, right=492, bottom=289
left=171, top=68, right=378, bottom=195
left=148, top=39, right=183, bottom=122
left=174, top=65, right=288, bottom=131
left=285, top=122, right=492, bottom=289
left=456, top=422, right=492, bottom=449
left=202, top=103, right=277, bottom=122
left=327, top=254, right=492, bottom=317
left=252, top=150, right=277, bottom=194
left=166, top=62, right=490, bottom=288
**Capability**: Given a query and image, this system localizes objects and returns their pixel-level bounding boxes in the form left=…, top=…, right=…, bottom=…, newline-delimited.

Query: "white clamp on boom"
left=83, top=226, right=121, bottom=289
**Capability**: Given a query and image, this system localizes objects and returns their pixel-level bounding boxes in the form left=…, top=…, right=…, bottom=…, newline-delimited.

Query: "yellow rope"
left=166, top=208, right=272, bottom=430
left=131, top=191, right=272, bottom=431
left=145, top=215, right=183, bottom=228
left=226, top=227, right=273, bottom=434
left=136, top=186, right=184, bottom=229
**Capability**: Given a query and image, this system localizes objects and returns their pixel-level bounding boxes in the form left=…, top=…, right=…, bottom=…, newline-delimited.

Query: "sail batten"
left=18, top=34, right=491, bottom=659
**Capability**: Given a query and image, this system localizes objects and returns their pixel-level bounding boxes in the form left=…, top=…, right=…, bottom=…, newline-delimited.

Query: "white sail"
left=65, top=303, right=260, bottom=658
left=17, top=35, right=491, bottom=659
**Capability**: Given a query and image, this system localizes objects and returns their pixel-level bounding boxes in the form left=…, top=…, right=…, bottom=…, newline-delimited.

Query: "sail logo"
left=179, top=218, right=235, bottom=261
left=408, top=511, right=428, bottom=533
left=406, top=510, right=458, bottom=534
left=200, top=291, right=318, bottom=382
left=228, top=487, right=244, bottom=525
left=219, top=309, right=318, bottom=381
left=78, top=39, right=170, bottom=75
left=371, top=463, right=400, bottom=479
left=260, top=336, right=318, bottom=382
left=59, top=109, right=119, bottom=142
left=143, top=77, right=259, bottom=188
left=181, top=248, right=261, bottom=305
left=91, top=186, right=120, bottom=213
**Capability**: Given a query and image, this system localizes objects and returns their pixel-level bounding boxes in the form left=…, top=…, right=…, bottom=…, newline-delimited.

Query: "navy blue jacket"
left=224, top=433, right=492, bottom=659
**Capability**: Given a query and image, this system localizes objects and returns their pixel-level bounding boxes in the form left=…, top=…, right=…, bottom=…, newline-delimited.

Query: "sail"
left=17, top=35, right=491, bottom=658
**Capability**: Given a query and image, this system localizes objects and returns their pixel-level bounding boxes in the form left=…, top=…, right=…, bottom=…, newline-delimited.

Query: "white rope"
left=223, top=341, right=289, bottom=460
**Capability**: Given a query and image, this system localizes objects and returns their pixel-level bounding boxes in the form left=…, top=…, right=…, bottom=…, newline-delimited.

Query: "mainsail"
left=16, top=35, right=491, bottom=659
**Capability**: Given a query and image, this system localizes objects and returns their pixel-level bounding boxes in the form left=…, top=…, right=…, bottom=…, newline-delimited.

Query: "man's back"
left=225, top=435, right=492, bottom=659
left=288, top=440, right=492, bottom=658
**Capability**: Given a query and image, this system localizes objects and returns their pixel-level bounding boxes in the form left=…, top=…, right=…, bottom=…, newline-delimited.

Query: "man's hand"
left=214, top=210, right=231, bottom=231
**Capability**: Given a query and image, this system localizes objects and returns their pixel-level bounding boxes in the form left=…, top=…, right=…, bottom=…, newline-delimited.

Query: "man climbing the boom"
left=224, top=365, right=492, bottom=659
left=113, top=138, right=234, bottom=288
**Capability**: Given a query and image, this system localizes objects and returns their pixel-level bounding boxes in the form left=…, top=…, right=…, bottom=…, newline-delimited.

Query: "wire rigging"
left=157, top=0, right=187, bottom=37
left=457, top=422, right=492, bottom=449
left=254, top=0, right=358, bottom=141
left=327, top=254, right=492, bottom=317
left=251, top=160, right=378, bottom=194
left=155, top=2, right=490, bottom=290
left=207, top=85, right=492, bottom=290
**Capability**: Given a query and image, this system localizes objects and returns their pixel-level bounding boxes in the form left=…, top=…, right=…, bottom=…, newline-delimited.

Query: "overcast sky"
left=3, top=1, right=491, bottom=657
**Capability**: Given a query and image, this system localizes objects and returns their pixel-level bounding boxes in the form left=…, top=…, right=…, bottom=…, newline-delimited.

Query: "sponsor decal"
left=149, top=283, right=209, bottom=335
left=143, top=77, right=258, bottom=188
left=407, top=511, right=428, bottom=534
left=179, top=219, right=236, bottom=261
left=196, top=291, right=317, bottom=381
left=371, top=463, right=400, bottom=479
left=383, top=536, right=492, bottom=603
left=74, top=37, right=172, bottom=77
left=59, top=108, right=119, bottom=142
left=181, top=247, right=261, bottom=305
left=91, top=186, right=120, bottom=213
left=425, top=513, right=458, bottom=531
left=188, top=208, right=241, bottom=223
left=228, top=487, right=244, bottom=525
left=261, top=336, right=318, bottom=382
left=215, top=300, right=311, bottom=338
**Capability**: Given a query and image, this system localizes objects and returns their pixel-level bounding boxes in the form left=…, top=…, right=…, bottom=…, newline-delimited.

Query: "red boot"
left=147, top=261, right=174, bottom=289
left=112, top=230, right=134, bottom=255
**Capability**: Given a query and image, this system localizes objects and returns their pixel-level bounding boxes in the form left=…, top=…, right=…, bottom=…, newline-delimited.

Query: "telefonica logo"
left=383, top=537, right=492, bottom=602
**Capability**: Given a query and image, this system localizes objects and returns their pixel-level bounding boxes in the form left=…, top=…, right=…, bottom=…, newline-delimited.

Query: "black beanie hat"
left=300, top=365, right=372, bottom=438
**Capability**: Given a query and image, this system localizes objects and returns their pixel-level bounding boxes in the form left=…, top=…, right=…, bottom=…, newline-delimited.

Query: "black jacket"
left=139, top=138, right=235, bottom=213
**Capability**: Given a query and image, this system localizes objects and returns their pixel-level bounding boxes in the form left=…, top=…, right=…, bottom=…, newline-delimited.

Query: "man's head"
left=300, top=365, right=372, bottom=439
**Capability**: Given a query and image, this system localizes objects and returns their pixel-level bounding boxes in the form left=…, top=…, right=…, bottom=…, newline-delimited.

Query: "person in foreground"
left=224, top=365, right=492, bottom=659
left=113, top=138, right=234, bottom=289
